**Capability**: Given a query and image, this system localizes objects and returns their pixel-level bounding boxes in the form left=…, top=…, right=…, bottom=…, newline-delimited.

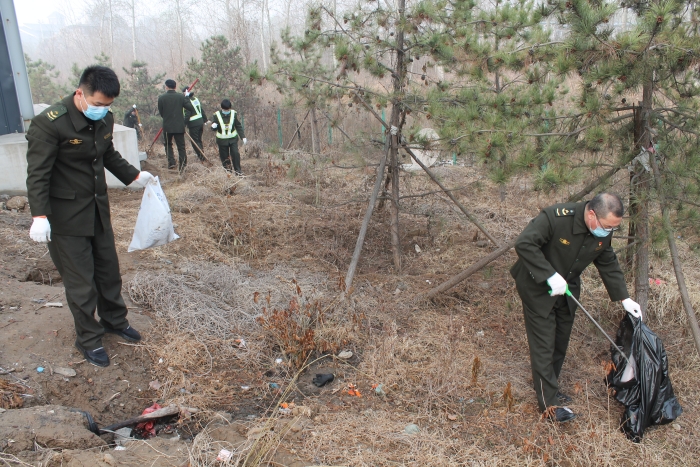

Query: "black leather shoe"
left=104, top=325, right=142, bottom=342
left=553, top=407, right=576, bottom=423
left=75, top=341, right=110, bottom=367
left=557, top=391, right=572, bottom=403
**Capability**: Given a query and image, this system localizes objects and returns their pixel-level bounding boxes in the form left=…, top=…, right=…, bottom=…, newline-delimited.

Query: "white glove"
left=390, top=125, right=398, bottom=135
left=622, top=298, right=643, bottom=320
left=211, top=123, right=218, bottom=129
left=547, top=272, right=568, bottom=296
left=133, top=171, right=155, bottom=187
left=243, top=138, right=247, bottom=145
left=138, top=123, right=142, bottom=127
left=184, top=90, right=190, bottom=97
left=30, top=217, right=51, bottom=243
left=132, top=104, right=137, bottom=109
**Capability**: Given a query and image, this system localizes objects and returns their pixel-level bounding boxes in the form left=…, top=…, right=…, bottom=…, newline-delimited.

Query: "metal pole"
left=566, top=292, right=630, bottom=365
left=0, top=0, right=34, bottom=129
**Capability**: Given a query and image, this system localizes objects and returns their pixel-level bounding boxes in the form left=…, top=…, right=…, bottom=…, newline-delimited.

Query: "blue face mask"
left=590, top=226, right=611, bottom=238
left=222, top=110, right=231, bottom=115
left=81, top=93, right=110, bottom=120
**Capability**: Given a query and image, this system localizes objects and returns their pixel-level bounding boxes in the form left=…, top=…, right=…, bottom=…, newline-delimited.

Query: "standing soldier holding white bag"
left=25, top=65, right=153, bottom=368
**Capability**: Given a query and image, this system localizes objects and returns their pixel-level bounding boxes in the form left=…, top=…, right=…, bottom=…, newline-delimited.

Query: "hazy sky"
left=13, top=0, right=63, bottom=24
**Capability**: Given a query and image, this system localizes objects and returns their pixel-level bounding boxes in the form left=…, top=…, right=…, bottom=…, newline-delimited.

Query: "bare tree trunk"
left=629, top=81, right=653, bottom=317
left=175, top=0, right=184, bottom=69
left=345, top=148, right=389, bottom=292
left=387, top=0, right=406, bottom=273
left=648, top=150, right=700, bottom=356
left=259, top=0, right=268, bottom=71
left=310, top=106, right=320, bottom=153
left=109, top=0, right=114, bottom=67
left=130, top=0, right=137, bottom=61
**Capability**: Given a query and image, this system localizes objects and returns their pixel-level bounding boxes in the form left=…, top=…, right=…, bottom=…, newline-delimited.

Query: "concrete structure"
left=0, top=104, right=141, bottom=195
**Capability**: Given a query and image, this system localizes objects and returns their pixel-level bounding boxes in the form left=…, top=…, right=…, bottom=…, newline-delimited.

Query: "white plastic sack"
left=128, top=177, right=179, bottom=252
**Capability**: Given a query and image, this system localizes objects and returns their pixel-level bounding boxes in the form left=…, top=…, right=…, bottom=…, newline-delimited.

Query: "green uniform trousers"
left=47, top=209, right=129, bottom=350
left=164, top=131, right=187, bottom=170
left=522, top=296, right=576, bottom=411
left=187, top=125, right=205, bottom=161
left=217, top=139, right=241, bottom=174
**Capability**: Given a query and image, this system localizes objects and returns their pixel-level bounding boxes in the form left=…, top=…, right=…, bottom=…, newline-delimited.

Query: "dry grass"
left=111, top=146, right=700, bottom=466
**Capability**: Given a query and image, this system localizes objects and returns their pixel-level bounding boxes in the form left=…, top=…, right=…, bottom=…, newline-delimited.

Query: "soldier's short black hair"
left=221, top=99, right=232, bottom=109
left=165, top=79, right=176, bottom=89
left=79, top=66, right=120, bottom=98
left=589, top=192, right=624, bottom=218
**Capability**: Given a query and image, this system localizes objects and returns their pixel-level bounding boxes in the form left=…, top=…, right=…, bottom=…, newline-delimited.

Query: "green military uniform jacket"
left=157, top=90, right=195, bottom=133
left=25, top=94, right=140, bottom=236
left=211, top=111, right=245, bottom=144
left=184, top=97, right=207, bottom=129
left=510, top=201, right=629, bottom=317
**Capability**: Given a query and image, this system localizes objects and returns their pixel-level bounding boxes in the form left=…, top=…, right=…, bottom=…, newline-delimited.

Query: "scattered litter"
left=312, top=373, right=334, bottom=387
left=46, top=302, right=63, bottom=308
left=269, top=382, right=280, bottom=389
left=346, top=383, right=362, bottom=397
left=337, top=350, right=353, bottom=359
left=216, top=449, right=233, bottom=461
left=476, top=330, right=485, bottom=337
left=31, top=298, right=46, bottom=304
left=134, top=403, right=162, bottom=439
left=234, top=338, right=246, bottom=348
left=275, top=358, right=283, bottom=364
left=53, top=367, right=76, bottom=377
left=279, top=407, right=292, bottom=415
left=158, top=358, right=164, bottom=364
left=241, top=386, right=251, bottom=391
left=372, top=383, right=386, bottom=396
left=113, top=427, right=131, bottom=443
left=673, top=423, right=681, bottom=431
left=414, top=244, right=422, bottom=253
left=404, top=424, right=420, bottom=434
left=148, top=380, right=162, bottom=390
left=114, top=446, right=126, bottom=451
left=36, top=367, right=44, bottom=373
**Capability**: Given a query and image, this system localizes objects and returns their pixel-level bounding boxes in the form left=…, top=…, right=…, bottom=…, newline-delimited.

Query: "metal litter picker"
left=553, top=286, right=630, bottom=365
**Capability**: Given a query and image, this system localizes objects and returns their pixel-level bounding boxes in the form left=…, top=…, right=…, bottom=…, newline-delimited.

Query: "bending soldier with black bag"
left=211, top=99, right=246, bottom=175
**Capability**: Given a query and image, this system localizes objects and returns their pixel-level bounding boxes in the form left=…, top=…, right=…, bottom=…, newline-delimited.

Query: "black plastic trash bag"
left=605, top=315, right=683, bottom=442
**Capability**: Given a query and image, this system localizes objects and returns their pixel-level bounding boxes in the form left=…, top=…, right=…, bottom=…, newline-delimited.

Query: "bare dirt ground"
left=1, top=142, right=699, bottom=466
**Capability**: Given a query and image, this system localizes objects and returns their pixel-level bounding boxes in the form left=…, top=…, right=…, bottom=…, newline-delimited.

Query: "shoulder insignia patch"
left=103, top=133, right=112, bottom=140
left=559, top=238, right=570, bottom=246
left=595, top=241, right=604, bottom=251
left=45, top=105, right=67, bottom=121
left=555, top=207, right=575, bottom=217
left=68, top=139, right=82, bottom=145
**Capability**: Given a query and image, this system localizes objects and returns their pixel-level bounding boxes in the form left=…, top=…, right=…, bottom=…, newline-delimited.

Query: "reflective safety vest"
left=184, top=97, right=203, bottom=121
left=214, top=110, right=238, bottom=139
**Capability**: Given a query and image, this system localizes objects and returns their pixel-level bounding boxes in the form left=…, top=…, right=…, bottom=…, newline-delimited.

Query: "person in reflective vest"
left=211, top=99, right=246, bottom=174
left=182, top=87, right=208, bottom=163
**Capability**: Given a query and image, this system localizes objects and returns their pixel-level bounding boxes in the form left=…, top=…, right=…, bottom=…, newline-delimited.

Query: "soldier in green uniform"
left=157, top=79, right=195, bottom=171
left=510, top=193, right=642, bottom=422
left=211, top=99, right=246, bottom=175
left=26, top=65, right=154, bottom=368
left=182, top=87, right=208, bottom=163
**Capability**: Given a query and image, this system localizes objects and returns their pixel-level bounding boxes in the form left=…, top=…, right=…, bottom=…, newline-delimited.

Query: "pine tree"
left=180, top=36, right=258, bottom=118
left=25, top=55, right=69, bottom=105
left=117, top=61, right=166, bottom=129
